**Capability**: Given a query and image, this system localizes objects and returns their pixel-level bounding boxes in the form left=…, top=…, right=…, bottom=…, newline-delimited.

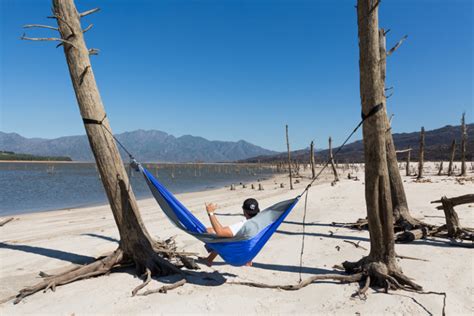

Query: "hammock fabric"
left=138, top=165, right=300, bottom=266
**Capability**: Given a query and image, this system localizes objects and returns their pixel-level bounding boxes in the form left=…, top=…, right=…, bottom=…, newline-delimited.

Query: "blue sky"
left=0, top=0, right=472, bottom=151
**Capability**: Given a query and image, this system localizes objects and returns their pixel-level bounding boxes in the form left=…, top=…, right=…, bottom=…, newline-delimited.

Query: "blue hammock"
left=138, top=165, right=300, bottom=266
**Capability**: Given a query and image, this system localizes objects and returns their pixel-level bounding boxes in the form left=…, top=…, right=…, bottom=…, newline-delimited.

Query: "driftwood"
left=0, top=217, right=14, bottom=227
left=310, top=140, right=316, bottom=179
left=285, top=125, right=294, bottom=190
left=417, top=127, right=425, bottom=179
left=437, top=161, right=443, bottom=175
left=447, top=139, right=456, bottom=176
left=329, top=137, right=339, bottom=182
left=431, top=194, right=474, bottom=210
left=460, top=112, right=467, bottom=176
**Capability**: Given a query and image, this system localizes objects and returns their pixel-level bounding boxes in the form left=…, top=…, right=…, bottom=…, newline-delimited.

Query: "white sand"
left=1, top=162, right=473, bottom=315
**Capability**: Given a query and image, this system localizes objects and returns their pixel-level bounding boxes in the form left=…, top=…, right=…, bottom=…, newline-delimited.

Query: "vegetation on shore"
left=0, top=151, right=72, bottom=161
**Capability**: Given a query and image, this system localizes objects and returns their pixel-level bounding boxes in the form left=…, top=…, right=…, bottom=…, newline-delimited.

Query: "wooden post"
left=417, top=127, right=425, bottom=179
left=329, top=137, right=339, bottom=182
left=286, top=125, right=294, bottom=190
left=406, top=149, right=411, bottom=176
left=460, top=112, right=467, bottom=176
left=437, top=161, right=443, bottom=176
left=447, top=139, right=456, bottom=176
left=310, top=140, right=316, bottom=179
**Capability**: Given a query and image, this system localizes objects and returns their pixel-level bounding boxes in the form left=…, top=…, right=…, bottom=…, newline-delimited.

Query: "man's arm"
left=205, top=203, right=234, bottom=237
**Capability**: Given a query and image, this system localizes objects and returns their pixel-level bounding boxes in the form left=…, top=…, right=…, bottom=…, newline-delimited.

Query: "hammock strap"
left=82, top=113, right=135, bottom=160
left=298, top=102, right=384, bottom=197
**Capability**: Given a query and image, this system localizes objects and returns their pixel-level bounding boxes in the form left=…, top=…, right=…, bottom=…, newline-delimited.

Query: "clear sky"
left=0, top=0, right=472, bottom=151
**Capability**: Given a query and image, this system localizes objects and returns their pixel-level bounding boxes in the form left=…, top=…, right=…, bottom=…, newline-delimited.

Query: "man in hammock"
left=204, top=198, right=260, bottom=266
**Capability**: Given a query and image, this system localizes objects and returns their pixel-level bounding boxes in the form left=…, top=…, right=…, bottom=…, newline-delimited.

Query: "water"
left=0, top=162, right=277, bottom=216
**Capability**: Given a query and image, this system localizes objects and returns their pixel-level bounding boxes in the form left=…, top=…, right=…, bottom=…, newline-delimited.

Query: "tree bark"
left=52, top=0, right=175, bottom=270
left=406, top=149, right=411, bottom=176
left=447, top=139, right=456, bottom=176
left=286, top=125, right=294, bottom=190
left=460, top=112, right=467, bottom=176
left=378, top=30, right=418, bottom=229
left=343, top=0, right=420, bottom=291
left=437, top=161, right=444, bottom=176
left=310, top=140, right=316, bottom=179
left=417, top=127, right=425, bottom=179
left=441, top=197, right=461, bottom=238
left=329, top=137, right=339, bottom=182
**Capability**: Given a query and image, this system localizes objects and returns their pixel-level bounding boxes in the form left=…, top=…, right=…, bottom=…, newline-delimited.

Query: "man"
left=204, top=198, right=260, bottom=266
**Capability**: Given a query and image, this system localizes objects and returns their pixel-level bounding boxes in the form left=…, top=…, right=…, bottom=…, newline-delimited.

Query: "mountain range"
left=0, top=130, right=277, bottom=162
left=241, top=124, right=473, bottom=163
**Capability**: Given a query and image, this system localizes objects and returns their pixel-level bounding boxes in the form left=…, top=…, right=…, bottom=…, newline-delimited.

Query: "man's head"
left=242, top=198, right=260, bottom=219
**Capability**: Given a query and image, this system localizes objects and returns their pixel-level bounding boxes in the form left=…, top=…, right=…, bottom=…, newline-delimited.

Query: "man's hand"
left=205, top=202, right=218, bottom=214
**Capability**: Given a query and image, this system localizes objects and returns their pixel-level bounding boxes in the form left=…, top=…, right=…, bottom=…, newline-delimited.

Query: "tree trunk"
left=441, top=197, right=461, bottom=238
left=14, top=0, right=181, bottom=303
left=286, top=125, right=294, bottom=190
left=417, top=127, right=425, bottom=179
left=310, top=140, right=316, bottom=179
left=447, top=139, right=456, bottom=176
left=329, top=137, right=339, bottom=182
left=460, top=112, right=467, bottom=176
left=406, top=149, right=411, bottom=176
left=343, top=0, right=420, bottom=291
left=378, top=30, right=419, bottom=229
left=437, top=161, right=444, bottom=176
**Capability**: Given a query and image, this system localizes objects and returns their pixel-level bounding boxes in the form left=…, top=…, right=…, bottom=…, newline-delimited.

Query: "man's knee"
left=206, top=227, right=215, bottom=234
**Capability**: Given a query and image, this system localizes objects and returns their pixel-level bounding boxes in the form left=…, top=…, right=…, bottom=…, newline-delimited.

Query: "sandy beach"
left=1, top=162, right=473, bottom=315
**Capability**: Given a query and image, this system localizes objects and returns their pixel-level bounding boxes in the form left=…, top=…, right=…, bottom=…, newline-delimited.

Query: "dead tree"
left=286, top=125, right=294, bottom=190
left=406, top=149, right=411, bottom=176
left=328, top=137, right=339, bottom=182
left=310, top=140, right=316, bottom=179
left=460, top=112, right=467, bottom=176
left=378, top=30, right=420, bottom=229
left=417, top=127, right=425, bottom=179
left=16, top=0, right=188, bottom=303
left=437, top=161, right=444, bottom=175
left=447, top=139, right=456, bottom=176
left=343, top=0, right=421, bottom=290
left=431, top=194, right=474, bottom=241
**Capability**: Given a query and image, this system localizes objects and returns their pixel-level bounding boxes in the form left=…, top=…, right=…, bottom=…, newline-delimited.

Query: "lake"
left=0, top=162, right=278, bottom=216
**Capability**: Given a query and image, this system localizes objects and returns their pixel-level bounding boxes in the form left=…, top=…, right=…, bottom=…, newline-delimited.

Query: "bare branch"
left=23, top=24, right=58, bottom=31
left=48, top=14, right=74, bottom=35
left=0, top=217, right=14, bottom=227
left=387, top=35, right=408, bottom=56
left=396, top=148, right=412, bottom=154
left=83, top=24, right=93, bottom=33
left=385, top=86, right=393, bottom=91
left=368, top=0, right=381, bottom=16
left=21, top=34, right=75, bottom=47
left=80, top=8, right=101, bottom=18
left=88, top=48, right=100, bottom=56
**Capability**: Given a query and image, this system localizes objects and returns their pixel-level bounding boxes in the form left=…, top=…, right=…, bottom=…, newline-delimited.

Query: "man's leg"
left=206, top=251, right=218, bottom=266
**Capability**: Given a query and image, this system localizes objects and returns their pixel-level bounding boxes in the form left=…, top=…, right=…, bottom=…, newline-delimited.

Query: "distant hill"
left=242, top=124, right=473, bottom=163
left=0, top=151, right=72, bottom=161
left=0, top=130, right=276, bottom=162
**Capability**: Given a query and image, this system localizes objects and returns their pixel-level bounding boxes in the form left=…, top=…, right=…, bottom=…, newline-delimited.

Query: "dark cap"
left=242, top=198, right=260, bottom=216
